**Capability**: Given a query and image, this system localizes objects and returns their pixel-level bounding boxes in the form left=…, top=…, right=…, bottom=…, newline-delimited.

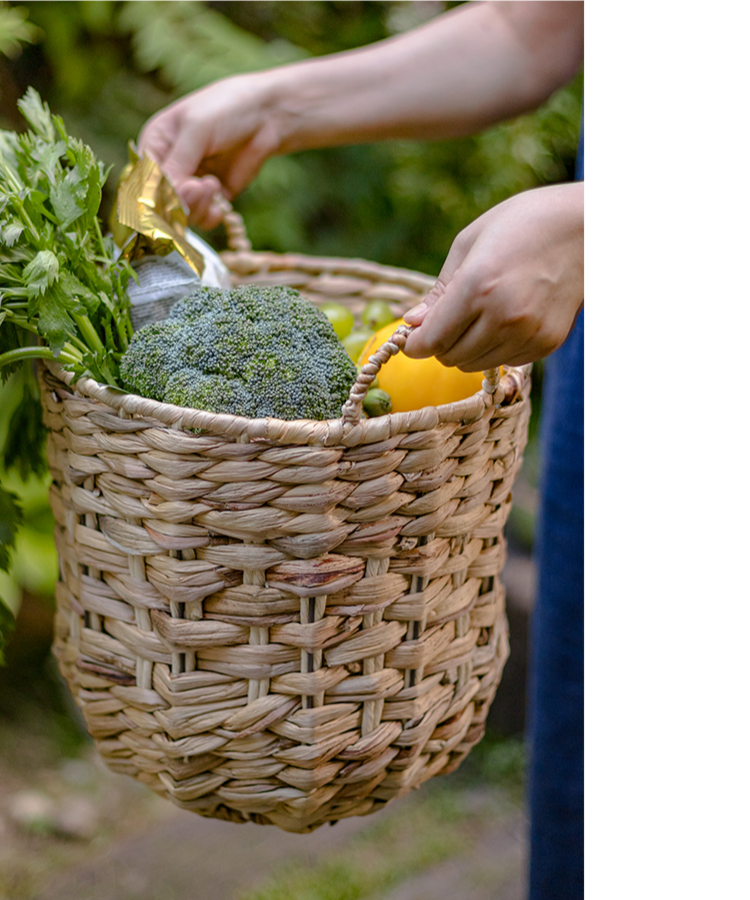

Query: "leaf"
left=2, top=379, right=47, bottom=481
left=36, top=283, right=77, bottom=355
left=23, top=249, right=60, bottom=297
left=0, top=4, right=41, bottom=60
left=50, top=180, right=83, bottom=230
left=0, top=597, right=15, bottom=667
left=59, top=270, right=100, bottom=316
left=0, top=220, right=24, bottom=247
left=33, top=139, right=67, bottom=185
left=0, top=320, right=23, bottom=382
left=50, top=166, right=86, bottom=229
left=0, top=486, right=23, bottom=572
left=0, top=241, right=34, bottom=265
left=0, top=260, right=23, bottom=281
left=78, top=344, right=119, bottom=386
left=65, top=138, right=103, bottom=218
left=17, top=87, right=55, bottom=142
left=0, top=131, right=20, bottom=173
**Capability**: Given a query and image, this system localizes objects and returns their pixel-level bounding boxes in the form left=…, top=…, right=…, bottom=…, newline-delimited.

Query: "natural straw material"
left=42, top=212, right=531, bottom=832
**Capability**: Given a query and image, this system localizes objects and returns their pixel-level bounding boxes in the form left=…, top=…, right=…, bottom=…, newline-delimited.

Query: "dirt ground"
left=0, top=547, right=533, bottom=900
left=0, top=723, right=527, bottom=900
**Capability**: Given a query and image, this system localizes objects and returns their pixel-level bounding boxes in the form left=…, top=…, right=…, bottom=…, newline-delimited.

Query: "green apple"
left=319, top=302, right=355, bottom=339
left=361, top=299, right=395, bottom=333
left=342, top=329, right=375, bottom=363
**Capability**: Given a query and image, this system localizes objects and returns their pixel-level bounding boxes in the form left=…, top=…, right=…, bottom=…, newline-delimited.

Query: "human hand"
left=138, top=74, right=283, bottom=229
left=403, top=183, right=584, bottom=370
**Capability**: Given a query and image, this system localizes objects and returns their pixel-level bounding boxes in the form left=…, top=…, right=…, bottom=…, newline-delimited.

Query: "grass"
left=237, top=790, right=470, bottom=900
left=454, top=732, right=527, bottom=804
left=236, top=733, right=527, bottom=900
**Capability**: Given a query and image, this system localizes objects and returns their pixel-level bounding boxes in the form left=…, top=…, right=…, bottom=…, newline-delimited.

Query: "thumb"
left=402, top=275, right=463, bottom=360
left=402, top=278, right=443, bottom=327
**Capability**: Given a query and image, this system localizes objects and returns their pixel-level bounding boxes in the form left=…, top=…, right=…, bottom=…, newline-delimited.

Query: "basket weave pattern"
left=42, top=246, right=531, bottom=832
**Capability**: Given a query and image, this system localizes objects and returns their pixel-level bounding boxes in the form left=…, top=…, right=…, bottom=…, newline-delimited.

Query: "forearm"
left=138, top=1, right=583, bottom=225
left=265, top=1, right=584, bottom=153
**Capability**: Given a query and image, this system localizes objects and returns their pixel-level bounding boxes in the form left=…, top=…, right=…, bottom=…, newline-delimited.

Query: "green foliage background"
left=0, top=1, right=581, bottom=646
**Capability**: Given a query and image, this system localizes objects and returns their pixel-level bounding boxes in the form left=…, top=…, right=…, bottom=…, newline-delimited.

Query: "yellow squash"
left=358, top=318, right=499, bottom=413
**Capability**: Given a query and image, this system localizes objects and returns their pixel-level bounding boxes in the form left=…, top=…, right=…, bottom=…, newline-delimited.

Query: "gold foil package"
left=113, top=145, right=231, bottom=330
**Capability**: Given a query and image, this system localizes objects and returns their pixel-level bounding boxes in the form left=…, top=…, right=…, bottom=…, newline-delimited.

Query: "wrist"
left=523, top=181, right=584, bottom=253
left=266, top=58, right=364, bottom=156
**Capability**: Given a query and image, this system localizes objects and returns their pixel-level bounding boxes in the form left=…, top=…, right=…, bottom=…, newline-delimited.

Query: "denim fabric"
left=527, top=111, right=584, bottom=899
left=527, top=310, right=584, bottom=899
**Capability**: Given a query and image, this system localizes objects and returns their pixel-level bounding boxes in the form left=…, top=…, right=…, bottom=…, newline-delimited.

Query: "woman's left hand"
left=403, top=182, right=584, bottom=370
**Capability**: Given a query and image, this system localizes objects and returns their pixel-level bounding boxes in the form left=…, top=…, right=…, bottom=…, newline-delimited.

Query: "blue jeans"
left=527, top=310, right=584, bottom=899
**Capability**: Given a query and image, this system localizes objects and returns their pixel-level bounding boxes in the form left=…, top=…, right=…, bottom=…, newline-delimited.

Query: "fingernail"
left=404, top=303, right=427, bottom=323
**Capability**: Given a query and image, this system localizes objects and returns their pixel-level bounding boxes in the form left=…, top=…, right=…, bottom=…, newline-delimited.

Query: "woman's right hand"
left=138, top=74, right=284, bottom=228
left=137, top=2, right=583, bottom=231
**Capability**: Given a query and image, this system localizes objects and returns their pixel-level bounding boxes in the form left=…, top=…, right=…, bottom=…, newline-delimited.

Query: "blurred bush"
left=0, top=1, right=582, bottom=661
left=1, top=0, right=581, bottom=270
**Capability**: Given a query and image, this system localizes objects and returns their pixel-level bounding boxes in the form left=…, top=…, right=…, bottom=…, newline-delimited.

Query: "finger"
left=402, top=300, right=428, bottom=327
left=432, top=314, right=501, bottom=370
left=181, top=175, right=222, bottom=204
left=196, top=125, right=280, bottom=198
left=448, top=331, right=550, bottom=371
left=450, top=300, right=585, bottom=370
left=181, top=177, right=224, bottom=229
left=433, top=316, right=532, bottom=371
left=404, top=270, right=479, bottom=360
left=218, top=137, right=273, bottom=196
left=444, top=345, right=509, bottom=374
left=403, top=278, right=444, bottom=327
left=205, top=196, right=230, bottom=231
left=441, top=334, right=521, bottom=372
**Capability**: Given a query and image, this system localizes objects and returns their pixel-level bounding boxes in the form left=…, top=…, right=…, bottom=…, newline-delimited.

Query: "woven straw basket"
left=41, top=208, right=531, bottom=832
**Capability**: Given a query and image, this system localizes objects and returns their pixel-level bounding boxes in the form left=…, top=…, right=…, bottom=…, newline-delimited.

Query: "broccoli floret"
left=120, top=285, right=358, bottom=420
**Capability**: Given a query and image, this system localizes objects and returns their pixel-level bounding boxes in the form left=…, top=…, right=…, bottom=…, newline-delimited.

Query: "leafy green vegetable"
left=0, top=87, right=135, bottom=660
left=0, top=86, right=133, bottom=387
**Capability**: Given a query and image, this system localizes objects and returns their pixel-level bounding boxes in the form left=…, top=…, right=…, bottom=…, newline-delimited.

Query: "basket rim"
left=44, top=246, right=530, bottom=446
left=45, top=359, right=531, bottom=448
left=219, top=247, right=438, bottom=294
left=219, top=248, right=437, bottom=290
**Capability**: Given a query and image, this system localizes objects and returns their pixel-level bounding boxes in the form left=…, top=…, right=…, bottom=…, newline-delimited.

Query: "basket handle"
left=213, top=194, right=253, bottom=253
left=340, top=324, right=507, bottom=425
left=210, top=196, right=520, bottom=424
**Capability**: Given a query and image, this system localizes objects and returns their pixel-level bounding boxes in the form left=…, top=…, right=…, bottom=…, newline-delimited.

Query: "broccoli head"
left=120, top=285, right=358, bottom=420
